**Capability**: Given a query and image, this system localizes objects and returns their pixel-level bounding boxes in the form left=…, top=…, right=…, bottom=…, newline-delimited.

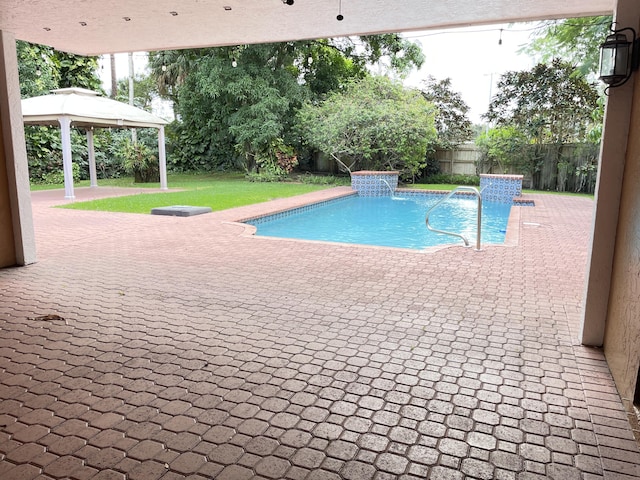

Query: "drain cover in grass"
left=151, top=205, right=212, bottom=217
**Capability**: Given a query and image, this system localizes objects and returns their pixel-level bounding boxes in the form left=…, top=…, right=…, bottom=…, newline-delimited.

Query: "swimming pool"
left=245, top=192, right=513, bottom=250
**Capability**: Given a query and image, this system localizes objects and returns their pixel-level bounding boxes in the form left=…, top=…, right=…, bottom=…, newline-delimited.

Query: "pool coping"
left=228, top=188, right=527, bottom=253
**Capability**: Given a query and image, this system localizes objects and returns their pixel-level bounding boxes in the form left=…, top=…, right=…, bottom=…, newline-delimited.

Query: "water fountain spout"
left=378, top=178, right=395, bottom=196
left=378, top=178, right=409, bottom=201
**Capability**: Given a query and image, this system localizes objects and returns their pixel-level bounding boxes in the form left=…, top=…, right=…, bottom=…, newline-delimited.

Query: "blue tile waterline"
left=244, top=192, right=520, bottom=250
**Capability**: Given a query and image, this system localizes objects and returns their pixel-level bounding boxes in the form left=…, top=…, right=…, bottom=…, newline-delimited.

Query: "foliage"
left=419, top=76, right=473, bottom=180
left=485, top=59, right=600, bottom=145
left=16, top=41, right=58, bottom=98
left=254, top=138, right=298, bottom=178
left=116, top=73, right=159, bottom=110
left=17, top=41, right=102, bottom=97
left=25, top=126, right=89, bottom=183
left=148, top=49, right=201, bottom=105
left=476, top=126, right=530, bottom=173
left=55, top=52, right=102, bottom=91
left=483, top=60, right=600, bottom=189
left=111, top=130, right=160, bottom=183
left=422, top=173, right=480, bottom=186
left=521, top=16, right=612, bottom=78
left=148, top=35, right=424, bottom=173
left=18, top=40, right=103, bottom=182
left=41, top=163, right=81, bottom=185
left=420, top=76, right=473, bottom=149
left=91, top=129, right=127, bottom=179
left=245, top=172, right=288, bottom=183
left=169, top=43, right=307, bottom=172
left=297, top=76, right=437, bottom=180
left=295, top=174, right=350, bottom=186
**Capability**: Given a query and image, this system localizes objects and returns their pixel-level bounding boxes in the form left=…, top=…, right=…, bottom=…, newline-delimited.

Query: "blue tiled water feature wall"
left=480, top=174, right=523, bottom=203
left=351, top=171, right=399, bottom=197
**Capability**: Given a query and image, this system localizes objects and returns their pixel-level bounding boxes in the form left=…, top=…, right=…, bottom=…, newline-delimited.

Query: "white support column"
left=87, top=127, right=98, bottom=188
left=0, top=30, right=36, bottom=265
left=158, top=125, right=168, bottom=190
left=58, top=116, right=75, bottom=200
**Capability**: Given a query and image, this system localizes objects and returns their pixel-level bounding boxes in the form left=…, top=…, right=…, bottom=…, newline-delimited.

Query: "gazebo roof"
left=22, top=87, right=168, bottom=129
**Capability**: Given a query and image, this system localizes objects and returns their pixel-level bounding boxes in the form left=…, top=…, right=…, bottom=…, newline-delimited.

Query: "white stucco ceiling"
left=1, top=0, right=614, bottom=55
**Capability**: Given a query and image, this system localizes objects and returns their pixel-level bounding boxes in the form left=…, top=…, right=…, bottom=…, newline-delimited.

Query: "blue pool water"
left=246, top=194, right=512, bottom=250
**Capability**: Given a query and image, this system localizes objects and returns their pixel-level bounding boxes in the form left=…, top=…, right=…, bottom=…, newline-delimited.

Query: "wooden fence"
left=436, top=143, right=599, bottom=193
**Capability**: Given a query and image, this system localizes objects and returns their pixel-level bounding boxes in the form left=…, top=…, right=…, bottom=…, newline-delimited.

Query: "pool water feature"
left=245, top=193, right=513, bottom=250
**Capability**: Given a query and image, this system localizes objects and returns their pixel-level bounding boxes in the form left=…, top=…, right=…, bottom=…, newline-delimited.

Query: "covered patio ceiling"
left=0, top=0, right=615, bottom=56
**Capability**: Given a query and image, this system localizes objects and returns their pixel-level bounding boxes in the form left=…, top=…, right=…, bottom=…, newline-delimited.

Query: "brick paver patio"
left=1, top=186, right=639, bottom=479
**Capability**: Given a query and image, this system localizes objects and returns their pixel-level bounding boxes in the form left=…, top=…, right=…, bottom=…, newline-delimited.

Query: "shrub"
left=253, top=138, right=298, bottom=178
left=246, top=171, right=290, bottom=183
left=121, top=140, right=159, bottom=183
left=296, top=173, right=350, bottom=185
left=39, top=163, right=81, bottom=185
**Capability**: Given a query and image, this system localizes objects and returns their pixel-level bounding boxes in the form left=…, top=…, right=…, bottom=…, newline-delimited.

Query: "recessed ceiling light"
left=224, top=6, right=232, bottom=11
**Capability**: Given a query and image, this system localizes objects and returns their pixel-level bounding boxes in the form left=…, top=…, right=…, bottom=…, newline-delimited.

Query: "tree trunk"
left=109, top=54, right=117, bottom=99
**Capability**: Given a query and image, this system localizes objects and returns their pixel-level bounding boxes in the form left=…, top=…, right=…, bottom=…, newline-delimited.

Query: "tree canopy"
left=297, top=76, right=436, bottom=180
left=17, top=41, right=102, bottom=98
left=485, top=59, right=599, bottom=145
left=148, top=35, right=425, bottom=172
left=521, top=16, right=612, bottom=78
left=420, top=76, right=473, bottom=149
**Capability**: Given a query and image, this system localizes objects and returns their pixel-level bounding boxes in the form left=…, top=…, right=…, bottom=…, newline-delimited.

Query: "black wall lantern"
left=599, top=27, right=640, bottom=90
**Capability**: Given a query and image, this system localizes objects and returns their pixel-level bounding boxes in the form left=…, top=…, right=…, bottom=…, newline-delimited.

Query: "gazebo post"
left=58, top=116, right=75, bottom=200
left=86, top=127, right=98, bottom=188
left=158, top=126, right=168, bottom=190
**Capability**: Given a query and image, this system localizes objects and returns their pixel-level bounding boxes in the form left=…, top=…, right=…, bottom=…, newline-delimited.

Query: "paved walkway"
left=0, top=187, right=639, bottom=479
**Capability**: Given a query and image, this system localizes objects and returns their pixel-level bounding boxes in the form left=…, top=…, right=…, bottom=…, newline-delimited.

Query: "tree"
left=17, top=41, right=58, bottom=98
left=171, top=43, right=308, bottom=172
left=420, top=76, right=473, bottom=149
left=476, top=126, right=529, bottom=173
left=521, top=16, right=612, bottom=78
left=148, top=49, right=199, bottom=106
left=483, top=60, right=600, bottom=189
left=150, top=35, right=425, bottom=173
left=485, top=59, right=599, bottom=145
left=17, top=41, right=103, bottom=183
left=296, top=76, right=437, bottom=180
left=55, top=52, right=102, bottom=91
left=116, top=72, right=159, bottom=111
left=149, top=36, right=424, bottom=103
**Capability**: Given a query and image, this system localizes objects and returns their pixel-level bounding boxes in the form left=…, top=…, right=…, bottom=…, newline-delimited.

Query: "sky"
left=403, top=23, right=538, bottom=123
left=99, top=22, right=540, bottom=124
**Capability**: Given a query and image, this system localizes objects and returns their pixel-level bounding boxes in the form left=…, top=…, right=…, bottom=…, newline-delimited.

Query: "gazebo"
left=21, top=87, right=168, bottom=199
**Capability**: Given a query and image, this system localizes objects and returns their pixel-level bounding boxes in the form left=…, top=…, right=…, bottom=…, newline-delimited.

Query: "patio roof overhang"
left=0, top=0, right=615, bottom=56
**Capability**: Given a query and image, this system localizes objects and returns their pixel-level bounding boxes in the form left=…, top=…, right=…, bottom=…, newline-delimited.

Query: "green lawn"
left=33, top=172, right=593, bottom=215
left=52, top=173, right=332, bottom=214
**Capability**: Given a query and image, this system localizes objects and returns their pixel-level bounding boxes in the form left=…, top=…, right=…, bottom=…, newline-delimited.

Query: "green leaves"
left=420, top=76, right=473, bottom=149
left=150, top=35, right=425, bottom=173
left=297, top=76, right=436, bottom=179
left=485, top=59, right=599, bottom=145
left=521, top=16, right=612, bottom=78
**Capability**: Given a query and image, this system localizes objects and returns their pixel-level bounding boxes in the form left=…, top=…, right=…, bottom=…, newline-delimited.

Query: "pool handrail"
left=425, top=186, right=482, bottom=251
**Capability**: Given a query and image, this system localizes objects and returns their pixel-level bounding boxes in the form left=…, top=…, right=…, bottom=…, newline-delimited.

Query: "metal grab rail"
left=425, top=186, right=482, bottom=251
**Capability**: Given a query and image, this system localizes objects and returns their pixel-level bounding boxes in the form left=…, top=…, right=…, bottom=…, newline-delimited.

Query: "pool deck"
left=0, top=186, right=639, bottom=479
